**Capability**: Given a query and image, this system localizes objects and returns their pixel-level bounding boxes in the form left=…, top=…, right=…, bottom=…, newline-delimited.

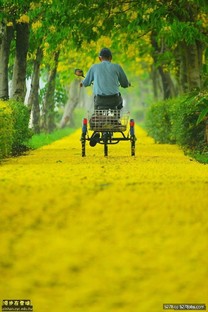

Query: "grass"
left=189, top=150, right=208, bottom=164
left=26, top=108, right=87, bottom=149
left=0, top=108, right=87, bottom=158
left=26, top=127, right=75, bottom=149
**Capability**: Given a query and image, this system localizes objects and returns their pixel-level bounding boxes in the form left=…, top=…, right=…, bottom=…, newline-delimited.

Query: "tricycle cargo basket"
left=89, top=109, right=129, bottom=131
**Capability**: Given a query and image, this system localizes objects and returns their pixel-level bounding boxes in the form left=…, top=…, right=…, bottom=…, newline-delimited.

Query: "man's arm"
left=82, top=66, right=94, bottom=87
left=118, top=65, right=130, bottom=88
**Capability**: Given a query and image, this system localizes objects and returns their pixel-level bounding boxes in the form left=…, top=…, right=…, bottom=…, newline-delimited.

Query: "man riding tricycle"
left=80, top=48, right=136, bottom=156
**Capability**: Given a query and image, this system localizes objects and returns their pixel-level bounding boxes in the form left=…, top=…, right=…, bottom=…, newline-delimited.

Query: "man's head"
left=99, top=48, right=112, bottom=61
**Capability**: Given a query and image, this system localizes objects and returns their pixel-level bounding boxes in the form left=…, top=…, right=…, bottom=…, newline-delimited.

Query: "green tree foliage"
left=0, top=0, right=207, bottom=133
left=98, top=0, right=208, bottom=94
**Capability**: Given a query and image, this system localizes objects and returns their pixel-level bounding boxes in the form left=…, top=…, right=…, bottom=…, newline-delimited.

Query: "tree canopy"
left=0, top=0, right=207, bottom=131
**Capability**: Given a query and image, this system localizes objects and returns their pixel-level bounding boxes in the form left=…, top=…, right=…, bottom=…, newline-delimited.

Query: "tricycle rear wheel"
left=81, top=133, right=86, bottom=157
left=131, top=135, right=136, bottom=156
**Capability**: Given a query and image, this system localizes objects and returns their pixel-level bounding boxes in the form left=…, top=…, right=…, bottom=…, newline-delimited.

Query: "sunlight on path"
left=0, top=126, right=207, bottom=311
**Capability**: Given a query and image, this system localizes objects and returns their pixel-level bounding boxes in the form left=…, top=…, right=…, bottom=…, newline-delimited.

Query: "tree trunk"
left=151, top=64, right=164, bottom=100
left=173, top=0, right=203, bottom=92
left=177, top=41, right=202, bottom=92
left=185, top=41, right=202, bottom=91
left=42, top=50, right=60, bottom=133
left=151, top=64, right=159, bottom=100
left=0, top=23, right=13, bottom=100
left=179, top=43, right=189, bottom=93
left=150, top=31, right=176, bottom=100
left=158, top=67, right=176, bottom=99
left=59, top=78, right=83, bottom=128
left=11, top=22, right=29, bottom=102
left=27, top=47, right=43, bottom=134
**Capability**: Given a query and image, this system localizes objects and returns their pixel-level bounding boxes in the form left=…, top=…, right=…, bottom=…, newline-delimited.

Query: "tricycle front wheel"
left=104, top=143, right=108, bottom=156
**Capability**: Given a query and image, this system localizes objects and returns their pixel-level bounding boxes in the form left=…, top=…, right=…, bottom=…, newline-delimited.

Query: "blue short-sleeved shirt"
left=82, top=61, right=129, bottom=96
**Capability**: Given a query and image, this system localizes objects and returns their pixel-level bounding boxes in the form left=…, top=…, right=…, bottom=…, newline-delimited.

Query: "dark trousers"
left=94, top=93, right=123, bottom=110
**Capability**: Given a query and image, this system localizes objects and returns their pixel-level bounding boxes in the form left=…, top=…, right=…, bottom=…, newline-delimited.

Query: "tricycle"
left=81, top=109, right=136, bottom=156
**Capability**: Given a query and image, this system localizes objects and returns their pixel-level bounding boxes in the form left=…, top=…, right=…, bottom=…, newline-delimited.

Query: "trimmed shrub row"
left=0, top=100, right=31, bottom=159
left=0, top=101, right=13, bottom=158
left=145, top=91, right=208, bottom=151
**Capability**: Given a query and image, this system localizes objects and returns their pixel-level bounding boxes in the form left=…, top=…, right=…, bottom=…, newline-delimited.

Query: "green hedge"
left=9, top=100, right=32, bottom=154
left=0, top=100, right=31, bottom=159
left=0, top=101, right=13, bottom=158
left=145, top=100, right=174, bottom=143
left=145, top=91, right=208, bottom=151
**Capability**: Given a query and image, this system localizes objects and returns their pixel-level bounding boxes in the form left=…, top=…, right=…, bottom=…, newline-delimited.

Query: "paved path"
left=0, top=127, right=207, bottom=311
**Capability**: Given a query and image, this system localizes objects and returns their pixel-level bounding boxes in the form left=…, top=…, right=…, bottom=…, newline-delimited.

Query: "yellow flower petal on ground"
left=0, top=126, right=207, bottom=311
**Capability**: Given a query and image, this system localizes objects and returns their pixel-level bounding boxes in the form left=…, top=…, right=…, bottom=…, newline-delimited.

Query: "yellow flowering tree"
left=1, top=0, right=207, bottom=133
left=88, top=0, right=207, bottom=97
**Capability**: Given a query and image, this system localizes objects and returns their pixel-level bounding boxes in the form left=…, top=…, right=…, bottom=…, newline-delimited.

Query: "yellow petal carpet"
left=0, top=126, right=207, bottom=311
